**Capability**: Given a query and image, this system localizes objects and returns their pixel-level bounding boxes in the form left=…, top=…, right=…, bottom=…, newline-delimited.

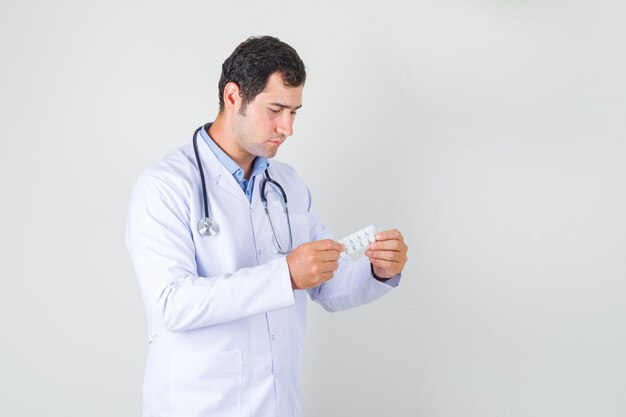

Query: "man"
left=126, top=36, right=408, bottom=417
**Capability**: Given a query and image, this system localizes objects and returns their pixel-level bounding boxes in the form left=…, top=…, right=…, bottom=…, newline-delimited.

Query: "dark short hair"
left=218, top=36, right=306, bottom=113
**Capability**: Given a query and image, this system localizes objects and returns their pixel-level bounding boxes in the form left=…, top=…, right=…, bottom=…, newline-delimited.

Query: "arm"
left=125, top=175, right=294, bottom=332
left=307, top=256, right=399, bottom=312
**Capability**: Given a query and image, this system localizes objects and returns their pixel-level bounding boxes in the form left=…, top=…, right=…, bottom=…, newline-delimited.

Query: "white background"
left=1, top=1, right=625, bottom=416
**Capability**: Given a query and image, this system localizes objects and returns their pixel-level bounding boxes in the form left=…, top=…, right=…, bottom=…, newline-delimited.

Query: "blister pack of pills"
left=338, top=225, right=376, bottom=258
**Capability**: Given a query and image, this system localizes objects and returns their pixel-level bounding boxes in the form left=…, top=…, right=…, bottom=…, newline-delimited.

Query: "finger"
left=321, top=260, right=340, bottom=272
left=367, top=239, right=406, bottom=252
left=315, top=239, right=345, bottom=252
left=375, top=229, right=404, bottom=242
left=365, top=249, right=404, bottom=262
left=319, top=250, right=341, bottom=262
left=368, top=247, right=408, bottom=262
left=369, top=258, right=400, bottom=271
left=312, top=259, right=339, bottom=274
left=319, top=271, right=335, bottom=282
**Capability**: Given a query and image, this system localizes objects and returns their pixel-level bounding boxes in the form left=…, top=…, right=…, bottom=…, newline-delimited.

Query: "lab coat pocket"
left=170, top=349, right=242, bottom=417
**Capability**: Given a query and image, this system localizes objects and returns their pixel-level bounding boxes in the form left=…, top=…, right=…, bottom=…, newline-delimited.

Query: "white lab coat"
left=125, top=137, right=399, bottom=417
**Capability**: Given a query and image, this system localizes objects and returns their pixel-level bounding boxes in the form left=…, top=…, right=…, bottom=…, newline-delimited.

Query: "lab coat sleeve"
left=125, top=174, right=295, bottom=332
left=302, top=188, right=401, bottom=312
left=308, top=257, right=401, bottom=312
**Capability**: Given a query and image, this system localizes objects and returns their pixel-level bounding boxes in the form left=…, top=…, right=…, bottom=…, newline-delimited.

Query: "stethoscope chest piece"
left=197, top=217, right=220, bottom=237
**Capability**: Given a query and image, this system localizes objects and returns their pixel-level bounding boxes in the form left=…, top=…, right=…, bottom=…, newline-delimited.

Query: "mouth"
left=268, top=138, right=285, bottom=146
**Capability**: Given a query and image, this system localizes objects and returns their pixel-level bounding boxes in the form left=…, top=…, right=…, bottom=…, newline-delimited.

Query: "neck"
left=208, top=114, right=254, bottom=178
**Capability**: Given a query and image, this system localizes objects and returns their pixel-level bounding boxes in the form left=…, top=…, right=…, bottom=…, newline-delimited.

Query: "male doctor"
left=126, top=36, right=408, bottom=417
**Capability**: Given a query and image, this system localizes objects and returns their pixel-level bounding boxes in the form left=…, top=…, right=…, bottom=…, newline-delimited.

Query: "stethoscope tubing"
left=261, top=170, right=292, bottom=254
left=193, top=125, right=293, bottom=253
left=193, top=126, right=210, bottom=220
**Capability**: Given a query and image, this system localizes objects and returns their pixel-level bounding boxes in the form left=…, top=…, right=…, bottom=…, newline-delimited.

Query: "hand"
left=286, top=239, right=344, bottom=289
left=365, top=229, right=408, bottom=279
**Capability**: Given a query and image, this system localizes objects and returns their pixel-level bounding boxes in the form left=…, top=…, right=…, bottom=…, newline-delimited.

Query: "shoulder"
left=267, top=159, right=312, bottom=211
left=268, top=159, right=305, bottom=184
left=126, top=145, right=198, bottom=233
left=142, top=144, right=196, bottom=183
left=131, top=144, right=198, bottom=201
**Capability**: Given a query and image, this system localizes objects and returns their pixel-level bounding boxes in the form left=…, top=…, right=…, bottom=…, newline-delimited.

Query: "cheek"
left=248, top=111, right=269, bottom=129
left=256, top=117, right=275, bottom=135
left=241, top=109, right=275, bottom=139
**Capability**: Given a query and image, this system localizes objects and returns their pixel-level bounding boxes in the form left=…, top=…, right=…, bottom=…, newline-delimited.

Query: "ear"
left=223, top=82, right=242, bottom=112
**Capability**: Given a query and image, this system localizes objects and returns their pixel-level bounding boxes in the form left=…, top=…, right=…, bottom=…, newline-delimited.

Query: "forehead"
left=256, top=72, right=303, bottom=105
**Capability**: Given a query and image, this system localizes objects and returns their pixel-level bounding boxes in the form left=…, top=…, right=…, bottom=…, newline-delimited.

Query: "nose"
left=276, top=113, right=294, bottom=137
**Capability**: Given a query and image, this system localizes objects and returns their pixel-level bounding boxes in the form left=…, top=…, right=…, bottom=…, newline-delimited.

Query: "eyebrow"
left=269, top=102, right=303, bottom=111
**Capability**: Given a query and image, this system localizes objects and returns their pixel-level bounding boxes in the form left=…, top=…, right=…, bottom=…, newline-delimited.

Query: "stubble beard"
left=235, top=114, right=281, bottom=159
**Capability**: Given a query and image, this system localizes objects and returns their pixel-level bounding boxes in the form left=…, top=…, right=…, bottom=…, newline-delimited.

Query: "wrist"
left=370, top=263, right=391, bottom=282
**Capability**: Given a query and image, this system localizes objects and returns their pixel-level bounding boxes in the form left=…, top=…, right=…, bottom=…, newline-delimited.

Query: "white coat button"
left=257, top=249, right=262, bottom=255
left=271, top=334, right=276, bottom=340
left=274, top=372, right=279, bottom=379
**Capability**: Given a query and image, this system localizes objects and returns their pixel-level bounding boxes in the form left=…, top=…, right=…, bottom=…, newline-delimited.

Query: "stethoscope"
left=192, top=125, right=293, bottom=254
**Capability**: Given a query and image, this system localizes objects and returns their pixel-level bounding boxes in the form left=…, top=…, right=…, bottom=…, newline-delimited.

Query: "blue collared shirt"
left=200, top=124, right=269, bottom=202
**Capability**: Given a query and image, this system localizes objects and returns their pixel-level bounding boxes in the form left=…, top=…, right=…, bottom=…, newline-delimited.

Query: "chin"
left=262, top=144, right=280, bottom=158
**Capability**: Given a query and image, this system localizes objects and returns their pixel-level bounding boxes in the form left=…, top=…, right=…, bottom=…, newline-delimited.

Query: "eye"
left=269, top=108, right=280, bottom=113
